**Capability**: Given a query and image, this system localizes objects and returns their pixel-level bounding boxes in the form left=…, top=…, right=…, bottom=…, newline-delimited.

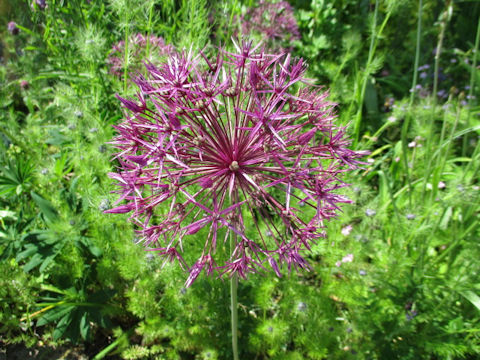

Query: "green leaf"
left=31, top=191, right=59, bottom=222
left=440, top=207, right=452, bottom=230
left=16, top=243, right=38, bottom=262
left=77, top=237, right=102, bottom=258
left=377, top=170, right=389, bottom=207
left=39, top=254, right=57, bottom=273
left=23, top=253, right=45, bottom=273
left=45, top=128, right=72, bottom=146
left=16, top=231, right=63, bottom=272
left=64, top=310, right=81, bottom=343
left=448, top=157, right=472, bottom=163
left=54, top=153, right=74, bottom=178
left=460, top=291, right=480, bottom=312
left=40, top=284, right=68, bottom=295
left=364, top=77, right=378, bottom=115
left=37, top=305, right=74, bottom=327
left=0, top=210, right=17, bottom=220
left=80, top=312, right=90, bottom=340
left=53, top=312, right=73, bottom=341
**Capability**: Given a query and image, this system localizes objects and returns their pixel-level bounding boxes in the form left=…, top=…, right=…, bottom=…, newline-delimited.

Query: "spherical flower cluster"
left=106, top=41, right=364, bottom=286
left=107, top=33, right=174, bottom=78
left=241, top=1, right=300, bottom=49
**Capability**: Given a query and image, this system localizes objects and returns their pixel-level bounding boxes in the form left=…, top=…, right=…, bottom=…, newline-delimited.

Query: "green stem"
left=362, top=118, right=397, bottom=148
left=74, top=0, right=88, bottom=30
left=123, top=10, right=130, bottom=93
left=353, top=0, right=379, bottom=146
left=227, top=0, right=239, bottom=45
left=441, top=102, right=461, bottom=167
left=423, top=0, right=452, bottom=200
left=93, top=328, right=134, bottom=360
left=229, top=219, right=239, bottom=360
left=462, top=13, right=480, bottom=161
left=230, top=272, right=239, bottom=360
left=408, top=0, right=423, bottom=108
left=146, top=0, right=155, bottom=62
left=401, top=0, right=423, bottom=206
left=353, top=1, right=391, bottom=147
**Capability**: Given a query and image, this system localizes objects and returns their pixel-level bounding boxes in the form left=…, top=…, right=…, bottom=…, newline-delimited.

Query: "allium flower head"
left=106, top=41, right=364, bottom=286
left=107, top=33, right=174, bottom=78
left=241, top=1, right=300, bottom=50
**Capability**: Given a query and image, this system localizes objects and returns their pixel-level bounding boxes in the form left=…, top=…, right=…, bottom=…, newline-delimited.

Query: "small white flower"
left=365, top=209, right=376, bottom=217
left=341, top=225, right=353, bottom=236
left=342, top=253, right=354, bottom=263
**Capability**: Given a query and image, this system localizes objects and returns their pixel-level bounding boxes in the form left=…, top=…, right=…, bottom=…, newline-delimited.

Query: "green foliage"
left=0, top=259, right=39, bottom=342
left=176, top=0, right=210, bottom=50
left=35, top=283, right=115, bottom=343
left=0, top=0, right=479, bottom=358
left=0, top=158, right=35, bottom=197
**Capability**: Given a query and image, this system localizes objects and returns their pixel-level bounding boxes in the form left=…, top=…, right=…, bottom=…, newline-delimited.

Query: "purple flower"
left=106, top=41, right=364, bottom=286
left=148, top=247, right=189, bottom=271
left=406, top=213, right=416, bottom=220
left=297, top=301, right=307, bottom=312
left=7, top=21, right=19, bottom=35
left=20, top=80, right=29, bottom=90
left=241, top=1, right=300, bottom=50
left=410, top=84, right=423, bottom=93
left=437, top=89, right=447, bottom=99
left=406, top=310, right=418, bottom=321
left=98, top=199, right=111, bottom=212
left=104, top=203, right=135, bottom=214
left=335, top=252, right=354, bottom=267
left=32, top=0, right=46, bottom=9
left=341, top=224, right=353, bottom=236
left=365, top=208, right=376, bottom=217
left=107, top=33, right=174, bottom=79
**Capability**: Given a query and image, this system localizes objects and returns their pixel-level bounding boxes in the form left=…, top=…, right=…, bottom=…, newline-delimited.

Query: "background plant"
left=0, top=0, right=479, bottom=359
